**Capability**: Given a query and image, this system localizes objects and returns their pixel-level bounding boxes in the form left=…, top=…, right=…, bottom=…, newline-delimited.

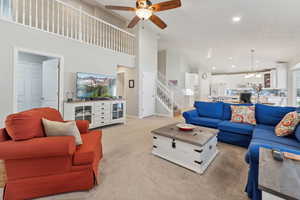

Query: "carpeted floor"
left=1, top=116, right=250, bottom=200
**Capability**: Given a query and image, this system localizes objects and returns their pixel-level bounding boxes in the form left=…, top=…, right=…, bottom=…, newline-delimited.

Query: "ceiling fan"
left=105, top=0, right=181, bottom=29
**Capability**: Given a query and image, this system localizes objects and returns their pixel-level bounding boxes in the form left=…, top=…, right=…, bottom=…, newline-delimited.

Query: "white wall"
left=158, top=50, right=166, bottom=77
left=288, top=61, right=300, bottom=106
left=158, top=49, right=192, bottom=89
left=135, top=25, right=158, bottom=118
left=0, top=20, right=135, bottom=124
left=198, top=72, right=212, bottom=100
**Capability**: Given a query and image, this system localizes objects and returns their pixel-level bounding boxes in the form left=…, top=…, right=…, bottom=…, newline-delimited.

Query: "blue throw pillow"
left=223, top=103, right=253, bottom=120
left=194, top=101, right=224, bottom=119
left=255, top=104, right=296, bottom=126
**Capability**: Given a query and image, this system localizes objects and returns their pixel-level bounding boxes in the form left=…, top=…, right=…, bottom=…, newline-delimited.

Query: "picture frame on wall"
left=129, top=80, right=134, bottom=88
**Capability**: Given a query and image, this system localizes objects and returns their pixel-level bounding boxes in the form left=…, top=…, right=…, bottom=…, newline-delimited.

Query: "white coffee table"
left=151, top=123, right=219, bottom=174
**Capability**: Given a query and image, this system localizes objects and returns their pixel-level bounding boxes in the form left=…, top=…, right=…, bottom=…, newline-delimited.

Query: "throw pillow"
left=42, top=118, right=83, bottom=145
left=275, top=111, right=300, bottom=137
left=5, top=113, right=44, bottom=141
left=230, top=105, right=256, bottom=125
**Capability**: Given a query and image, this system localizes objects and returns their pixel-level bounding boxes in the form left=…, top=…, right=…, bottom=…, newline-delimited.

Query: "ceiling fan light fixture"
left=136, top=8, right=152, bottom=20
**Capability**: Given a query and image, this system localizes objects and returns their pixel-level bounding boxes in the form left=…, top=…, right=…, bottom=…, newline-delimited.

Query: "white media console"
left=64, top=100, right=126, bottom=129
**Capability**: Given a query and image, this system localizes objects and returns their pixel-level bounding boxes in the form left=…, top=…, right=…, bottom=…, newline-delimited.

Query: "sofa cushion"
left=189, top=117, right=221, bottom=128
left=223, top=103, right=253, bottom=120
left=42, top=119, right=83, bottom=145
left=255, top=104, right=295, bottom=126
left=5, top=113, right=44, bottom=141
left=252, top=127, right=300, bottom=149
left=255, top=124, right=275, bottom=131
left=73, top=131, right=101, bottom=166
left=194, top=101, right=224, bottom=119
left=230, top=105, right=256, bottom=125
left=275, top=111, right=300, bottom=137
left=218, top=121, right=254, bottom=136
left=293, top=124, right=300, bottom=142
left=246, top=138, right=300, bottom=165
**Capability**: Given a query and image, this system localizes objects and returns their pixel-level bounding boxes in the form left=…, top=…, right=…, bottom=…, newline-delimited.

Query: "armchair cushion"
left=5, top=113, right=44, bottom=141
left=0, top=136, right=76, bottom=160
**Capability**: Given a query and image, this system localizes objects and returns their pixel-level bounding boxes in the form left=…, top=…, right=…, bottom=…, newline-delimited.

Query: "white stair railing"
left=0, top=0, right=135, bottom=55
left=157, top=72, right=190, bottom=110
left=156, top=79, right=174, bottom=116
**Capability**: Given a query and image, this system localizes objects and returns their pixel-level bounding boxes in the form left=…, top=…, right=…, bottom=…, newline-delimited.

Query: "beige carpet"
left=1, top=116, right=250, bottom=200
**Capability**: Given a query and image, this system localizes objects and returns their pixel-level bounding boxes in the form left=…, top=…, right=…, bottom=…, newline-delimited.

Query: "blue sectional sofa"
left=183, top=101, right=300, bottom=200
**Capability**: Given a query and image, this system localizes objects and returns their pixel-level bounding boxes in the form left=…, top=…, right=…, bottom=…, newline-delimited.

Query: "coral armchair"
left=0, top=108, right=103, bottom=200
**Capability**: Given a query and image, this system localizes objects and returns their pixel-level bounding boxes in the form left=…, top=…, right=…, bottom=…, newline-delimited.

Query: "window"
left=1, top=0, right=12, bottom=18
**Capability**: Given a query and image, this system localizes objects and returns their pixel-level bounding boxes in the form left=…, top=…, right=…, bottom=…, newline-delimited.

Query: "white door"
left=142, top=72, right=156, bottom=117
left=42, top=59, right=60, bottom=109
left=16, top=62, right=43, bottom=112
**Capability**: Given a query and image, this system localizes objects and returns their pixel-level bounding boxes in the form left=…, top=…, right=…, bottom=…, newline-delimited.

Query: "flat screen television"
left=76, top=72, right=116, bottom=99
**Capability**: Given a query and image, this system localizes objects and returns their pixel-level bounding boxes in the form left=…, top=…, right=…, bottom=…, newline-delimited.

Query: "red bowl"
left=178, top=127, right=194, bottom=131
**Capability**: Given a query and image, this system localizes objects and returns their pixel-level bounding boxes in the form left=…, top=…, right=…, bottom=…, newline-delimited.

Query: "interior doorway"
left=117, top=72, right=125, bottom=98
left=14, top=50, right=61, bottom=112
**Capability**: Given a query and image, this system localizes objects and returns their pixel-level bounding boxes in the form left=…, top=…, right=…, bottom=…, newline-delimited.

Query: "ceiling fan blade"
left=105, top=5, right=136, bottom=11
left=150, top=0, right=181, bottom=12
left=150, top=15, right=167, bottom=29
left=128, top=16, right=141, bottom=28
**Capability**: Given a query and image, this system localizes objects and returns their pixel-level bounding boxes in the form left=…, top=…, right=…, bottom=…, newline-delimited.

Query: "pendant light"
left=245, top=49, right=255, bottom=78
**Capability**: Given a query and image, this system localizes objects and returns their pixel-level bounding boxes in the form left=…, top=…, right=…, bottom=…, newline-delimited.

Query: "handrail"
left=0, top=0, right=135, bottom=55
left=55, top=0, right=134, bottom=37
left=157, top=71, right=193, bottom=109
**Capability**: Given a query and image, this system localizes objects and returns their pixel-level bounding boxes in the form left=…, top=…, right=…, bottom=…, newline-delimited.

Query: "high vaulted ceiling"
left=96, top=0, right=300, bottom=73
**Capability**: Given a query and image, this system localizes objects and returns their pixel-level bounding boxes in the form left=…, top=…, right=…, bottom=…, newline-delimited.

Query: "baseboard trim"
left=126, top=115, right=139, bottom=119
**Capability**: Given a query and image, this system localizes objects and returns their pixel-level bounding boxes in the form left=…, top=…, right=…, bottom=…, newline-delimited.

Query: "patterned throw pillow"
left=275, top=111, right=300, bottom=137
left=230, top=105, right=256, bottom=125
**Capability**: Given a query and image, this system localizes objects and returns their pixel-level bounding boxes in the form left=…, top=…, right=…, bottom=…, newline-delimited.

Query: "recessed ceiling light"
left=212, top=66, right=216, bottom=70
left=232, top=65, right=236, bottom=68
left=232, top=16, right=241, bottom=23
left=228, top=57, right=233, bottom=60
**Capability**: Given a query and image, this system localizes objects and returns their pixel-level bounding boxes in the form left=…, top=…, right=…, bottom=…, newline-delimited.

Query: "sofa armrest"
left=183, top=109, right=198, bottom=123
left=0, top=136, right=76, bottom=160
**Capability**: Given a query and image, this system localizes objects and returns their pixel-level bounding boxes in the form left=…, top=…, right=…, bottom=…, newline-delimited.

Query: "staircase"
left=155, top=72, right=190, bottom=118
